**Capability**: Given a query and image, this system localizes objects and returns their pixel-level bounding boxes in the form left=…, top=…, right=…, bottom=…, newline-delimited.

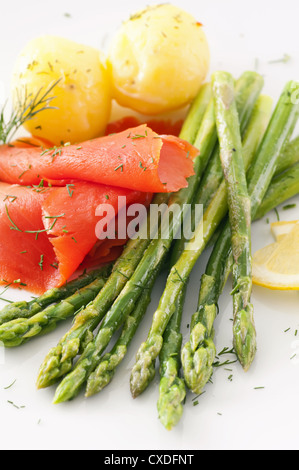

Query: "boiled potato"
left=107, top=4, right=210, bottom=115
left=11, top=36, right=111, bottom=145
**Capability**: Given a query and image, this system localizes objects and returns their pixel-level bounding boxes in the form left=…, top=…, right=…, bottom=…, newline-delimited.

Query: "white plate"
left=0, top=0, right=299, bottom=451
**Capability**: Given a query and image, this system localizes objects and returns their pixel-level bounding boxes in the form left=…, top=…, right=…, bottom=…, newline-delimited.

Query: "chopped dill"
left=268, top=54, right=291, bottom=64
left=18, top=165, right=32, bottom=179
left=3, top=195, right=17, bottom=203
left=283, top=203, right=296, bottom=211
left=4, top=379, right=16, bottom=390
left=139, top=161, right=147, bottom=171
left=66, top=184, right=75, bottom=197
left=38, top=254, right=44, bottom=271
left=114, top=164, right=124, bottom=172
left=5, top=204, right=22, bottom=232
left=7, top=400, right=25, bottom=409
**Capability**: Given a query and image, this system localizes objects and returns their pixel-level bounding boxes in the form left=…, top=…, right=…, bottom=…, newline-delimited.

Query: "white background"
left=0, top=0, right=299, bottom=451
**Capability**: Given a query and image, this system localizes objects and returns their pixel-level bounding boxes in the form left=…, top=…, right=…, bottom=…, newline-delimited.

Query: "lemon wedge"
left=252, top=221, right=299, bottom=290
left=271, top=220, right=298, bottom=242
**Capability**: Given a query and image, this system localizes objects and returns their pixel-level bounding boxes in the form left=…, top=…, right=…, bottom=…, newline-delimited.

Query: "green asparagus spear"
left=130, top=73, right=265, bottom=399
left=256, top=162, right=299, bottom=219
left=172, top=72, right=265, bottom=263
left=157, top=285, right=187, bottom=431
left=196, top=71, right=265, bottom=210
left=179, top=83, right=212, bottom=143
left=156, top=210, right=192, bottom=431
left=38, top=86, right=217, bottom=393
left=0, top=271, right=113, bottom=347
left=183, top=80, right=299, bottom=394
left=274, top=136, right=299, bottom=175
left=85, top=270, right=158, bottom=397
left=254, top=136, right=299, bottom=220
left=246, top=85, right=299, bottom=213
left=212, top=71, right=255, bottom=371
left=0, top=266, right=112, bottom=326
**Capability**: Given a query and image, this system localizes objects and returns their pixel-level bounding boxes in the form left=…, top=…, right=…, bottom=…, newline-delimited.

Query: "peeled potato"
left=11, top=36, right=111, bottom=145
left=107, top=4, right=210, bottom=115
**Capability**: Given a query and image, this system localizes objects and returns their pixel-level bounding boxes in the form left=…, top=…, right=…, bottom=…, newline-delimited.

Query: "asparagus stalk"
left=256, top=136, right=299, bottom=219
left=39, top=87, right=218, bottom=394
left=157, top=285, right=187, bottom=431
left=179, top=83, right=212, bottom=143
left=183, top=80, right=299, bottom=393
left=0, top=266, right=112, bottom=326
left=172, top=72, right=265, bottom=263
left=85, top=270, right=158, bottom=397
left=130, top=73, right=265, bottom=399
left=0, top=273, right=112, bottom=347
left=197, top=71, right=265, bottom=210
left=256, top=162, right=299, bottom=219
left=212, top=71, right=255, bottom=371
left=274, top=136, right=299, bottom=175
left=156, top=212, right=191, bottom=431
left=54, top=92, right=221, bottom=403
left=246, top=84, right=299, bottom=213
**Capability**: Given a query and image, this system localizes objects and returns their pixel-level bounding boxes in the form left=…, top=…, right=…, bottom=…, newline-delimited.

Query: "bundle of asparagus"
left=0, top=71, right=299, bottom=432
left=184, top=78, right=299, bottom=395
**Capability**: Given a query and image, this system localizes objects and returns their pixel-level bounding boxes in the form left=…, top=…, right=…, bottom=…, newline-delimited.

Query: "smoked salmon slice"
left=0, top=182, right=152, bottom=294
left=0, top=125, right=198, bottom=193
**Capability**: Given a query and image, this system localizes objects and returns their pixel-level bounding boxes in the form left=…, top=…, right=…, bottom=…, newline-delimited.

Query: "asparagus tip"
left=85, top=374, right=109, bottom=397
left=130, top=335, right=163, bottom=398
left=181, top=337, right=216, bottom=395
left=233, top=305, right=257, bottom=371
left=157, top=376, right=186, bottom=431
left=52, top=365, right=86, bottom=404
left=130, top=363, right=156, bottom=399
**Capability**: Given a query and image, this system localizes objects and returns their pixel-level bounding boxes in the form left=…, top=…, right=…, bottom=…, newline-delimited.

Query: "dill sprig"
left=0, top=78, right=61, bottom=145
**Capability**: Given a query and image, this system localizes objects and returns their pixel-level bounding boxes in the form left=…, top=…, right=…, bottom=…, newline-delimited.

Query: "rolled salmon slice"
left=0, top=125, right=198, bottom=193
